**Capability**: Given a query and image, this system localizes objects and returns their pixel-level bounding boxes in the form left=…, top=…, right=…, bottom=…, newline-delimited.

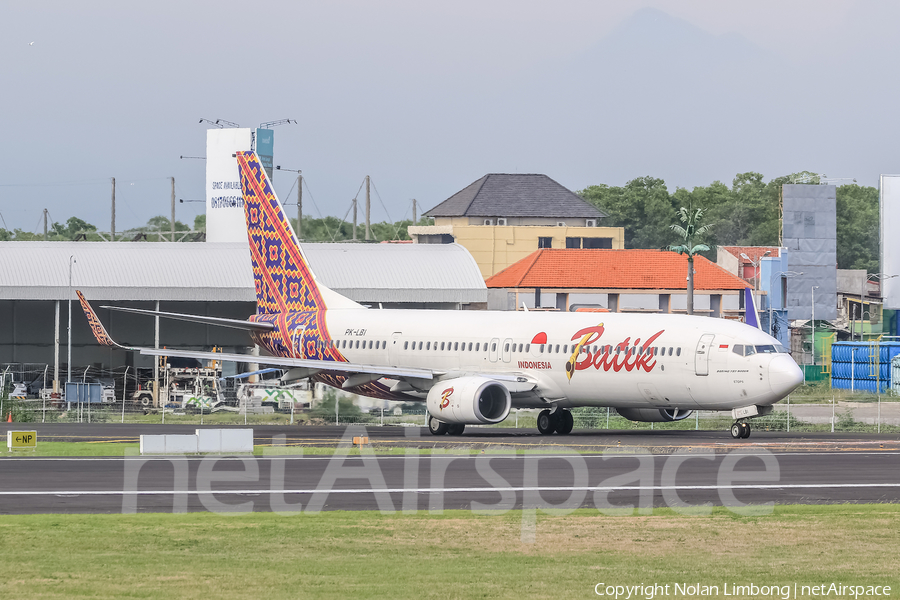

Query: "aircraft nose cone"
left=769, top=355, right=804, bottom=398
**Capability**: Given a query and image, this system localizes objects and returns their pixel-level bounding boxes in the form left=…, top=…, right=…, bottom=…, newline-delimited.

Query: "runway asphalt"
left=0, top=424, right=898, bottom=515
left=3, top=422, right=900, bottom=453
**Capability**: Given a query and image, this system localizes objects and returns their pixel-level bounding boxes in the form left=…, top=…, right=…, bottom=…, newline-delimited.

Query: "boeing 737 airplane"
left=78, top=151, right=803, bottom=439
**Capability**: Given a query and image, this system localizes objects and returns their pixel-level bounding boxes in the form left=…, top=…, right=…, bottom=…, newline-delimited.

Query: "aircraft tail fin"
left=744, top=287, right=761, bottom=329
left=76, top=290, right=130, bottom=350
left=235, top=151, right=361, bottom=314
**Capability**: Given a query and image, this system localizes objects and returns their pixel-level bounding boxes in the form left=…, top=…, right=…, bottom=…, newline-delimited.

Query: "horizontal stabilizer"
left=76, top=290, right=134, bottom=350
left=101, top=305, right=274, bottom=331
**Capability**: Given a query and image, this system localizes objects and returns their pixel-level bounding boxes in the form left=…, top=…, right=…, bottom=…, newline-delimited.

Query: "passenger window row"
left=331, top=339, right=386, bottom=350
left=390, top=339, right=682, bottom=358
left=325, top=336, right=686, bottom=359
left=403, top=341, right=490, bottom=352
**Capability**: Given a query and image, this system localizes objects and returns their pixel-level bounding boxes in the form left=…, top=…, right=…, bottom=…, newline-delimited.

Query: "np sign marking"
left=7, top=431, right=37, bottom=451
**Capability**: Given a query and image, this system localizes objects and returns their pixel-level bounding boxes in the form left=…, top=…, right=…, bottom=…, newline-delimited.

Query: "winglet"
left=76, top=290, right=128, bottom=349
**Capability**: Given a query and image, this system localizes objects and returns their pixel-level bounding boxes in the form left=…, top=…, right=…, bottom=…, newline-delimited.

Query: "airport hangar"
left=0, top=241, right=487, bottom=387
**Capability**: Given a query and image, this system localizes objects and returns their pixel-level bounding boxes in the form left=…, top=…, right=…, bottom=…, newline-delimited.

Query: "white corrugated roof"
left=0, top=241, right=486, bottom=303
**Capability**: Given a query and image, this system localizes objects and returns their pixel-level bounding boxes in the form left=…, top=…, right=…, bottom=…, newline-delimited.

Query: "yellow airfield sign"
left=7, top=431, right=37, bottom=451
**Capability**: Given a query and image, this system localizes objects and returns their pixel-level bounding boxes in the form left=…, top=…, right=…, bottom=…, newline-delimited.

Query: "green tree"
left=289, top=216, right=431, bottom=242
left=683, top=172, right=780, bottom=248
left=50, top=217, right=97, bottom=240
left=145, top=215, right=189, bottom=232
left=836, top=184, right=879, bottom=273
left=193, top=214, right=206, bottom=232
left=580, top=177, right=676, bottom=248
left=668, top=207, right=712, bottom=315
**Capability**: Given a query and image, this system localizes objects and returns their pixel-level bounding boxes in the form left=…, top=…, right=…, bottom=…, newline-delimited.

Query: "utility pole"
left=67, top=256, right=75, bottom=389
left=54, top=300, right=59, bottom=395
left=365, top=175, right=371, bottom=241
left=110, top=177, right=116, bottom=239
left=412, top=199, right=417, bottom=225
left=43, top=208, right=48, bottom=240
left=297, top=174, right=302, bottom=239
left=811, top=286, right=819, bottom=366
left=352, top=198, right=357, bottom=241
left=170, top=177, right=176, bottom=240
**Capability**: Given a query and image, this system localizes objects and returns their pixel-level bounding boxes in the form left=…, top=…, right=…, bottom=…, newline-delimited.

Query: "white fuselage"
left=308, top=308, right=803, bottom=412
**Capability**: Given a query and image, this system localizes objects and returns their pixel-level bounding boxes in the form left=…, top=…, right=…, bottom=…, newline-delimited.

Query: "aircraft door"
left=695, top=333, right=715, bottom=376
left=389, top=332, right=403, bottom=367
left=489, top=337, right=499, bottom=363
left=502, top=338, right=513, bottom=363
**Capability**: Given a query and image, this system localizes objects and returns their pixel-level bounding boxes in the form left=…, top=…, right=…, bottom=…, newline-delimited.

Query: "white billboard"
left=881, top=175, right=900, bottom=309
left=206, top=128, right=252, bottom=243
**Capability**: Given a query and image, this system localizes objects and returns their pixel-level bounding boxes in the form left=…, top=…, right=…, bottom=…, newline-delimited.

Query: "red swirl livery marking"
left=439, top=387, right=454, bottom=410
left=565, top=325, right=665, bottom=382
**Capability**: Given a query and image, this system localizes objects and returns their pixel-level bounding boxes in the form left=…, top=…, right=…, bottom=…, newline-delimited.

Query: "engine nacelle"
left=616, top=408, right=693, bottom=422
left=426, top=376, right=511, bottom=425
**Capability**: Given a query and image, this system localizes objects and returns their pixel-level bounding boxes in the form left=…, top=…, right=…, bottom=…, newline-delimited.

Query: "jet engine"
left=426, top=376, right=511, bottom=425
left=616, top=408, right=693, bottom=422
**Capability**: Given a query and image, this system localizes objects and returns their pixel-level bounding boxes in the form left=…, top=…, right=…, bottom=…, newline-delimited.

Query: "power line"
left=0, top=178, right=112, bottom=188
left=29, top=211, right=44, bottom=235
left=369, top=179, right=409, bottom=241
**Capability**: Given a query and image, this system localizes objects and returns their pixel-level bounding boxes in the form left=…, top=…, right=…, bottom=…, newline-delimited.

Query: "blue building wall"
left=759, top=250, right=790, bottom=346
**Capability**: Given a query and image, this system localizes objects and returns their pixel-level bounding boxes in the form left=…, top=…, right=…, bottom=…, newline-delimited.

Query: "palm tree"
left=668, top=207, right=712, bottom=315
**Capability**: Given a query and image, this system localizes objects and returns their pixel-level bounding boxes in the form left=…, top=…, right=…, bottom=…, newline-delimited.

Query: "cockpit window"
left=755, top=344, right=778, bottom=354
left=732, top=344, right=743, bottom=356
left=776, top=344, right=790, bottom=353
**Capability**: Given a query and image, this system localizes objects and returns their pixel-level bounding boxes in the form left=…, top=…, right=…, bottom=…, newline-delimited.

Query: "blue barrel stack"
left=830, top=341, right=900, bottom=393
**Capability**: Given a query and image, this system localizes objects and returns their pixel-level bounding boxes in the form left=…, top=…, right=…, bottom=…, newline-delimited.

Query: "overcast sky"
left=2, top=0, right=897, bottom=234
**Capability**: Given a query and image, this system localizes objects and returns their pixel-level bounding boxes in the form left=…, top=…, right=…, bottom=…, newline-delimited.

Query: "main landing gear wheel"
left=730, top=422, right=752, bottom=439
left=537, top=409, right=556, bottom=435
left=428, top=414, right=448, bottom=436
left=447, top=423, right=466, bottom=436
left=556, top=410, right=574, bottom=435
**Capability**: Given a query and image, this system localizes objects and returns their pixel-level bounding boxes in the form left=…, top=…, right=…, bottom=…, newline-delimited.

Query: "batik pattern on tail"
left=236, top=151, right=346, bottom=363
left=236, top=151, right=325, bottom=315
left=249, top=311, right=347, bottom=363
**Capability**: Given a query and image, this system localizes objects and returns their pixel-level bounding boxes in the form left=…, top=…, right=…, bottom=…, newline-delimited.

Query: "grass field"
left=1, top=443, right=678, bottom=458
left=0, top=505, right=897, bottom=599
left=0, top=441, right=140, bottom=457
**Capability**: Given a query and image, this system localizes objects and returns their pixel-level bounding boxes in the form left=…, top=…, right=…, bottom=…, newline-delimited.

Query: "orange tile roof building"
left=485, top=249, right=751, bottom=317
left=717, top=246, right=782, bottom=285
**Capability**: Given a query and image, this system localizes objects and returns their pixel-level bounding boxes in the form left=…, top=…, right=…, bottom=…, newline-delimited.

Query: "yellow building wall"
left=449, top=225, right=625, bottom=278
left=432, top=217, right=472, bottom=227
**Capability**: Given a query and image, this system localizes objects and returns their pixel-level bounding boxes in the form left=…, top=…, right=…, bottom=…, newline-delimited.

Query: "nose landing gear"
left=730, top=421, right=751, bottom=439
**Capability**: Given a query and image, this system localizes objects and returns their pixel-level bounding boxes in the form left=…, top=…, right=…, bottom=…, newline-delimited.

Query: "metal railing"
left=2, top=394, right=898, bottom=433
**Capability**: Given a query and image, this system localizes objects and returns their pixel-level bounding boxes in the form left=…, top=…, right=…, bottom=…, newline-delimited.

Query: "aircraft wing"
left=139, top=347, right=434, bottom=380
